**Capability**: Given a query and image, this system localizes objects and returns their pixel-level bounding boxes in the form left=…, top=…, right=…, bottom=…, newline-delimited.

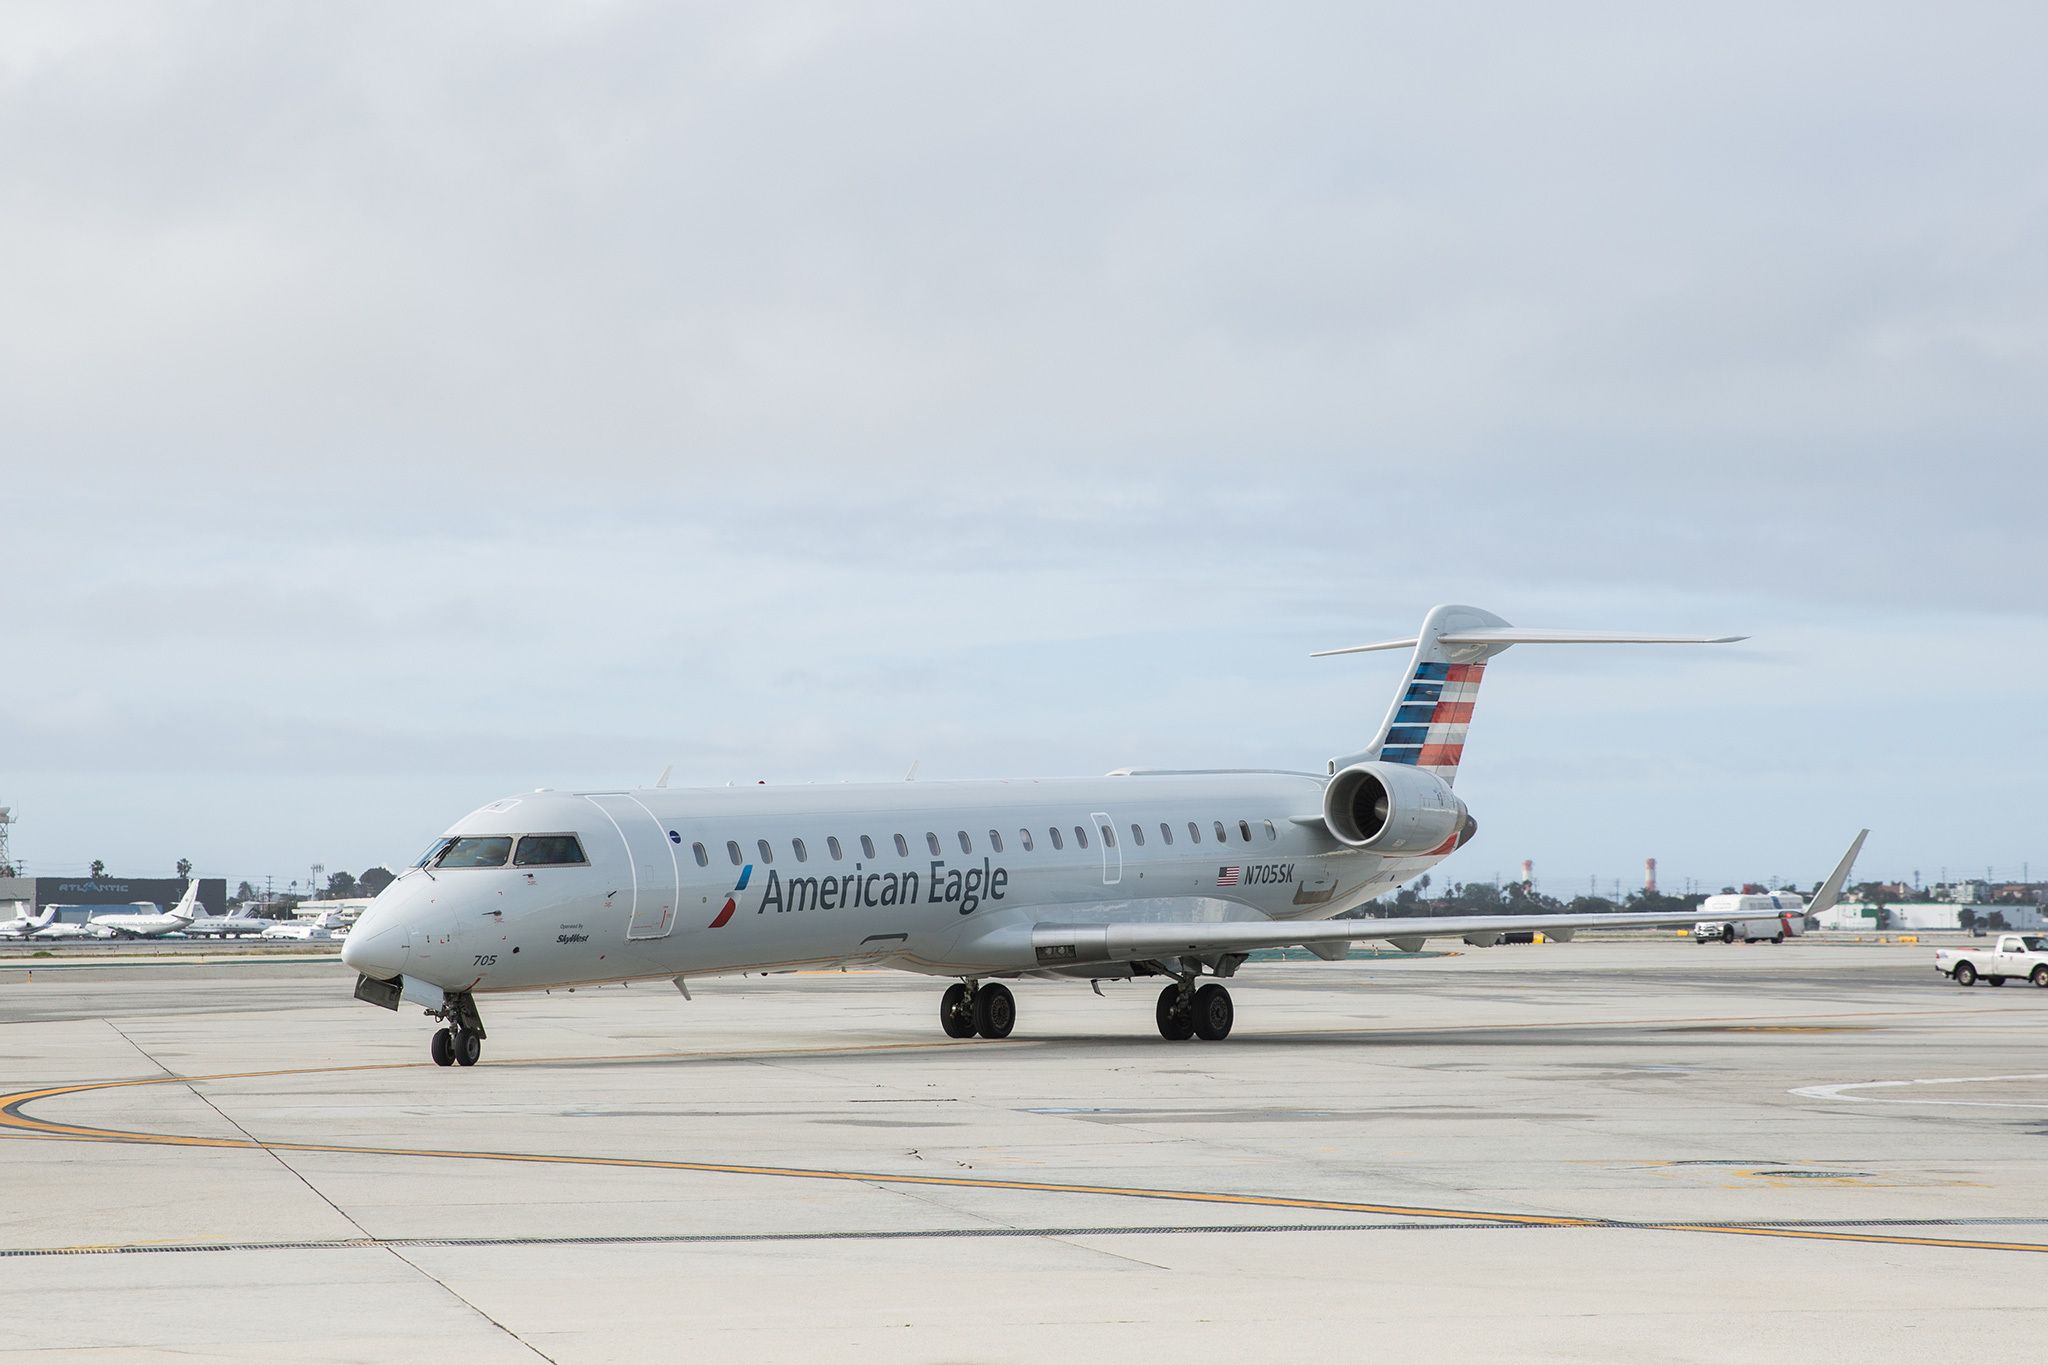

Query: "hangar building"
left=0, top=876, right=229, bottom=924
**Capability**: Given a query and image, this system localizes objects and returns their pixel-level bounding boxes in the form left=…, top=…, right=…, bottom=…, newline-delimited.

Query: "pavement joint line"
left=8, top=1056, right=2048, bottom=1258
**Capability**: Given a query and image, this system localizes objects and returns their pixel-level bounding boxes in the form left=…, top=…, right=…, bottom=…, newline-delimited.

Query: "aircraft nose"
left=341, top=911, right=409, bottom=981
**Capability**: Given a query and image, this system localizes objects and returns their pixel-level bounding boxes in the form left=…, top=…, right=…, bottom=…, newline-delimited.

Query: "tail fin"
left=1318, top=604, right=1744, bottom=783
left=169, top=879, right=201, bottom=922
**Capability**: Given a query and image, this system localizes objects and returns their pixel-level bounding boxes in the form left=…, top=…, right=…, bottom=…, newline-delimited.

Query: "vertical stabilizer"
left=1330, top=605, right=1511, bottom=784
left=1317, top=605, right=1745, bottom=783
left=169, top=879, right=202, bottom=922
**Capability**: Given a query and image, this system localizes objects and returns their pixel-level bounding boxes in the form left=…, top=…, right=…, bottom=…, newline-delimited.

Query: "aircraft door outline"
left=1090, top=811, right=1121, bottom=886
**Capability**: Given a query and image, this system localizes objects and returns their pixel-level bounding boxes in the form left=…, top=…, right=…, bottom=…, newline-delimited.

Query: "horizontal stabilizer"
left=1313, top=627, right=1745, bottom=658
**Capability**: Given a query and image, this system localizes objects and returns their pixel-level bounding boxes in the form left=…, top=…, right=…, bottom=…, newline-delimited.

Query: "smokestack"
left=1520, top=859, right=1533, bottom=890
left=1644, top=857, right=1658, bottom=896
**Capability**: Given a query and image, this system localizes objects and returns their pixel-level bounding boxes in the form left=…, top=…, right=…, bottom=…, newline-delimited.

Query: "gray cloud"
left=3, top=2, right=2044, bottom=884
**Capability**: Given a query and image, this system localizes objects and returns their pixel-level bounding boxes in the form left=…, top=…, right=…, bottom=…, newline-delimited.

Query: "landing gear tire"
left=1954, top=962, right=1977, bottom=986
left=455, top=1029, right=482, bottom=1065
left=972, top=983, right=1015, bottom=1039
left=430, top=1028, right=455, bottom=1067
left=1721, top=926, right=1735, bottom=944
left=940, top=982, right=977, bottom=1038
left=1155, top=985, right=1195, bottom=1041
left=1773, top=932, right=1785, bottom=944
left=1192, top=984, right=1234, bottom=1041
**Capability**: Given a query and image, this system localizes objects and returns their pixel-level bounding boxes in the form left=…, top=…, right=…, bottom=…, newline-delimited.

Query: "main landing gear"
left=427, top=991, right=487, bottom=1067
left=939, top=981, right=1015, bottom=1039
left=1157, top=982, right=1233, bottom=1041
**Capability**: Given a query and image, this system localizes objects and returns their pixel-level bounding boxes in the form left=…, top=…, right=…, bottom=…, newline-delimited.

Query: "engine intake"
left=1324, top=762, right=1473, bottom=855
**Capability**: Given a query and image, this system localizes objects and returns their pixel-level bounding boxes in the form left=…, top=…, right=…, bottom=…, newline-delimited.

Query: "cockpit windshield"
left=513, top=834, right=587, bottom=866
left=434, top=836, right=513, bottom=869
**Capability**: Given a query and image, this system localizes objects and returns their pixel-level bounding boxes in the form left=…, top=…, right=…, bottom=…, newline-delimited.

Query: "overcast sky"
left=4, top=3, right=2043, bottom=897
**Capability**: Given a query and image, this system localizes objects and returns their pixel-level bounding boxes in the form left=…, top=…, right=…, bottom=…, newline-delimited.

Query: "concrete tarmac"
left=3, top=940, right=2046, bottom=1362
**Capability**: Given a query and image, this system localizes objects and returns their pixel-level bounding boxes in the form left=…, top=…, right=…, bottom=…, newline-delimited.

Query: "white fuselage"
left=345, top=773, right=1440, bottom=995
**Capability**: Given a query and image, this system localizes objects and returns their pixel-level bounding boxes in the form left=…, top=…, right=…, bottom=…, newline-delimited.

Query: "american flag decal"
left=1216, top=866, right=1242, bottom=887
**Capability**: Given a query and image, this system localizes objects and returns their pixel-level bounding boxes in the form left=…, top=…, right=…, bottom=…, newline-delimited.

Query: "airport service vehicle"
left=1934, top=935, right=2048, bottom=988
left=342, top=603, right=1867, bottom=1068
left=1692, top=893, right=1811, bottom=945
left=0, top=908, right=100, bottom=941
left=88, top=881, right=205, bottom=939
left=261, top=909, right=347, bottom=942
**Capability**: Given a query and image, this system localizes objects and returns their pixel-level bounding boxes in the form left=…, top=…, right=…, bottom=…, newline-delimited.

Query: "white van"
left=1691, top=892, right=1805, bottom=945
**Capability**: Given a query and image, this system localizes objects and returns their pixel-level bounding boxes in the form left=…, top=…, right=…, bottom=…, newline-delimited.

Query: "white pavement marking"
left=1791, top=1073, right=2048, bottom=1109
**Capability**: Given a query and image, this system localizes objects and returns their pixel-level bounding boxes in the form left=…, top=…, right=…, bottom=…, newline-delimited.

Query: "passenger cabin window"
left=1074, top=825, right=1090, bottom=850
left=727, top=840, right=743, bottom=866
left=1238, top=820, right=1252, bottom=843
left=792, top=837, right=808, bottom=863
left=861, top=835, right=877, bottom=859
left=927, top=832, right=942, bottom=856
left=826, top=836, right=842, bottom=861
left=1214, top=820, right=1228, bottom=843
left=757, top=839, right=775, bottom=865
left=436, top=837, right=512, bottom=868
left=895, top=834, right=910, bottom=857
left=989, top=830, right=1005, bottom=853
left=1019, top=829, right=1035, bottom=852
left=692, top=842, right=709, bottom=868
left=1049, top=827, right=1064, bottom=850
left=1130, top=824, right=1145, bottom=847
left=513, top=834, right=587, bottom=866
left=1160, top=822, right=1174, bottom=845
left=958, top=830, right=973, bottom=854
left=1189, top=821, right=1202, bottom=844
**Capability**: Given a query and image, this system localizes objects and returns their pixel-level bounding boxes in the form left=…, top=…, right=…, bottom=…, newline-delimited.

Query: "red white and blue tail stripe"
left=1376, top=660, right=1485, bottom=782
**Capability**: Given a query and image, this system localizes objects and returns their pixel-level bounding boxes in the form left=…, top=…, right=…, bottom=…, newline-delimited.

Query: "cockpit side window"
left=513, top=834, right=587, bottom=866
left=435, top=837, right=513, bottom=869
left=416, top=838, right=457, bottom=867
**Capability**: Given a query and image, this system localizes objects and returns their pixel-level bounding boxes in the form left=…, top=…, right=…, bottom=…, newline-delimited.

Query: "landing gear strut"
left=937, top=981, right=1016, bottom=1039
left=428, top=992, right=486, bottom=1066
left=1156, top=981, right=1234, bottom=1041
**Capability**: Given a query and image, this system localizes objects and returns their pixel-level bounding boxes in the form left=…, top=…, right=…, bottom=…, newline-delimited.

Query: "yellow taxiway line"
left=4, top=1040, right=2046, bottom=1257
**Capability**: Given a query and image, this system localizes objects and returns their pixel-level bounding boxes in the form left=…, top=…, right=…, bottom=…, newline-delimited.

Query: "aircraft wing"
left=1030, top=906, right=1738, bottom=959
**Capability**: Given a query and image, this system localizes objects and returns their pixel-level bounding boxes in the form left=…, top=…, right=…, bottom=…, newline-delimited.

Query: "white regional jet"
left=343, top=604, right=1839, bottom=1068
left=88, top=880, right=205, bottom=938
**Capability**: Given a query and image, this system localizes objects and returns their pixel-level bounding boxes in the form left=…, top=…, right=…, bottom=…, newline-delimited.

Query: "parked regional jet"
left=344, top=604, right=1853, bottom=1068
left=88, top=880, right=204, bottom=938
left=0, top=908, right=99, bottom=941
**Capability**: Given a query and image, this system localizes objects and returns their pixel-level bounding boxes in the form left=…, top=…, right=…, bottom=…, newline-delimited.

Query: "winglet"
left=1804, top=829, right=1869, bottom=918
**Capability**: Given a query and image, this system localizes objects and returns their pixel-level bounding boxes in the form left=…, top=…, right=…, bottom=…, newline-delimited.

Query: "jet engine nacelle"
left=1323, top=762, right=1475, bottom=855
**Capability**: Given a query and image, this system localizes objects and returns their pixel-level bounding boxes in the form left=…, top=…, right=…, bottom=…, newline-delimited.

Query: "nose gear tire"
left=430, top=1028, right=455, bottom=1067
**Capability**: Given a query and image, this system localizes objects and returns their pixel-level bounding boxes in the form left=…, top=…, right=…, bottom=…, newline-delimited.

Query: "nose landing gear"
left=426, top=991, right=486, bottom=1067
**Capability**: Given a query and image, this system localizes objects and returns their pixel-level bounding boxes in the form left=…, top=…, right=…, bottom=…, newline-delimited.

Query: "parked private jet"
left=0, top=908, right=100, bottom=941
left=261, top=909, right=347, bottom=941
left=344, top=604, right=1856, bottom=1067
left=184, top=907, right=280, bottom=938
left=88, top=880, right=205, bottom=938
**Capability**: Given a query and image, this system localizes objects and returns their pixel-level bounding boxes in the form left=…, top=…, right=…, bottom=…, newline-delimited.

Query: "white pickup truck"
left=1934, top=934, right=2048, bottom=988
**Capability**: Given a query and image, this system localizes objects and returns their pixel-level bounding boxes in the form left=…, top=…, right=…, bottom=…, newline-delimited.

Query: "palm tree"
left=176, top=858, right=192, bottom=879
left=89, top=859, right=105, bottom=879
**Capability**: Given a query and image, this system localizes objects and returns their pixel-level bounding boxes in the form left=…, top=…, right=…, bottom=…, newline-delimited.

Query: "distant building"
left=289, top=897, right=375, bottom=924
left=0, top=875, right=227, bottom=923
left=1820, top=900, right=2047, bottom=932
